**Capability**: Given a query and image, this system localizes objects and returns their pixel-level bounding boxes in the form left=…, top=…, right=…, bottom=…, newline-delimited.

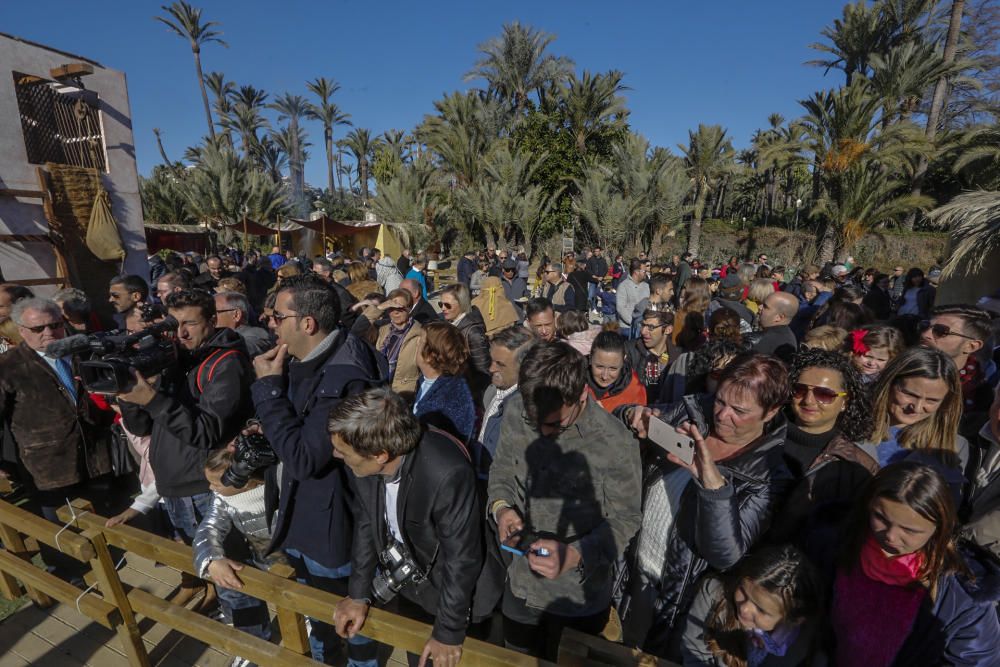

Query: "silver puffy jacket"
left=193, top=486, right=273, bottom=578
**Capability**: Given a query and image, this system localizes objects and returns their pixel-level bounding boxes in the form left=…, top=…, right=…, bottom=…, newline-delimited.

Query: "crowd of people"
left=2, top=241, right=1000, bottom=667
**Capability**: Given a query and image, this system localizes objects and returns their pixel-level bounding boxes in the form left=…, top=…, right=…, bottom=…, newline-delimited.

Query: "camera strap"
left=195, top=349, right=240, bottom=394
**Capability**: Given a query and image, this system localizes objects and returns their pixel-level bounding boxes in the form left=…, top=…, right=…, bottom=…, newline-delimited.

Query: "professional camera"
left=52, top=317, right=180, bottom=394
left=371, top=539, right=424, bottom=603
left=221, top=430, right=278, bottom=488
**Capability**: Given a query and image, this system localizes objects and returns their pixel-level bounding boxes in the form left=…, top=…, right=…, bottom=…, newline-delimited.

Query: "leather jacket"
left=619, top=394, right=793, bottom=657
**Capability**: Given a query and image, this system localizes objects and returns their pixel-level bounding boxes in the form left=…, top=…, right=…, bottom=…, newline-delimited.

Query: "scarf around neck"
left=860, top=532, right=925, bottom=587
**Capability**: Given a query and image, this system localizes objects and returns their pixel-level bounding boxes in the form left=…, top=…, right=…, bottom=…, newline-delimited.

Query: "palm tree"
left=140, top=166, right=192, bottom=225
left=155, top=2, right=227, bottom=141
left=808, top=0, right=886, bottom=84
left=256, top=135, right=288, bottom=184
left=152, top=128, right=171, bottom=165
left=907, top=0, right=967, bottom=228
left=225, top=102, right=270, bottom=163
left=417, top=91, right=503, bottom=187
left=465, top=21, right=575, bottom=115
left=558, top=70, right=629, bottom=157
left=204, top=71, right=236, bottom=144
left=306, top=77, right=352, bottom=195
left=270, top=93, right=311, bottom=214
left=679, top=124, right=734, bottom=256
left=342, top=128, right=381, bottom=204
left=929, top=191, right=1000, bottom=277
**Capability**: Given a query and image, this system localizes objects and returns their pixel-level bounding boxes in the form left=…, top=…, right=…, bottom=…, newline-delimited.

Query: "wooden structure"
left=0, top=497, right=674, bottom=666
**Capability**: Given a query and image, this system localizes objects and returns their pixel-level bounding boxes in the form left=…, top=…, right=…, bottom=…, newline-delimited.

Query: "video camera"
left=46, top=316, right=180, bottom=393
left=221, top=427, right=278, bottom=488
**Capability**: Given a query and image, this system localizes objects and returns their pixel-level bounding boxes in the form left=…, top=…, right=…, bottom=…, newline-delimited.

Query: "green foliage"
left=140, top=165, right=193, bottom=225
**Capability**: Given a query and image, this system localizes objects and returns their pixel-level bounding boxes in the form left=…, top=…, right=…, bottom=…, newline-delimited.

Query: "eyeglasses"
left=216, top=308, right=237, bottom=314
left=919, top=320, right=977, bottom=341
left=792, top=382, right=847, bottom=404
left=268, top=311, right=301, bottom=324
left=440, top=302, right=455, bottom=310
left=20, top=321, right=65, bottom=334
left=640, top=322, right=668, bottom=331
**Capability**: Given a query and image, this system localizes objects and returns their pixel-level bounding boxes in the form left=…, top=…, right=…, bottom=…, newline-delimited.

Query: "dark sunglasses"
left=440, top=302, right=455, bottom=310
left=21, top=321, right=64, bottom=334
left=792, top=382, right=847, bottom=404
left=919, top=320, right=976, bottom=340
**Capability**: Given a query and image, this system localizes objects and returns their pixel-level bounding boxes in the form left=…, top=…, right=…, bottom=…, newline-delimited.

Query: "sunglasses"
left=440, top=302, right=455, bottom=310
left=792, top=382, right=847, bottom=404
left=20, top=321, right=65, bottom=334
left=919, top=320, right=976, bottom=341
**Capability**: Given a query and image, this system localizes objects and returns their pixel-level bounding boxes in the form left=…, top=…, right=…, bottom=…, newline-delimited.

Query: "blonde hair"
left=802, top=325, right=848, bottom=351
left=747, top=278, right=775, bottom=306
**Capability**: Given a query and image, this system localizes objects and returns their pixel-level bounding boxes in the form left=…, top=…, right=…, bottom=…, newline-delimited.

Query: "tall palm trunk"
left=687, top=178, right=709, bottom=256
left=905, top=0, right=965, bottom=229
left=359, top=158, right=370, bottom=203
left=192, top=47, right=216, bottom=141
left=153, top=129, right=170, bottom=165
left=818, top=222, right=837, bottom=264
left=324, top=127, right=335, bottom=195
left=336, top=150, right=345, bottom=202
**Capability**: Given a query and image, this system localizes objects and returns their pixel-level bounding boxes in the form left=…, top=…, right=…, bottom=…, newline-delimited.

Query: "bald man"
left=749, top=291, right=800, bottom=362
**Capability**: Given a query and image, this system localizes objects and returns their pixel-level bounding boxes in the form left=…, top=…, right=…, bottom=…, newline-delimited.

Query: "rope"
left=54, top=498, right=89, bottom=554
left=55, top=499, right=129, bottom=614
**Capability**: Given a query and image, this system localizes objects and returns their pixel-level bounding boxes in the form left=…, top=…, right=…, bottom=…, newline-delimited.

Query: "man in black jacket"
left=456, top=250, right=477, bottom=287
left=332, top=387, right=499, bottom=667
left=118, top=288, right=254, bottom=601
left=745, top=291, right=799, bottom=363
left=584, top=247, right=608, bottom=309
left=250, top=275, right=386, bottom=666
left=401, top=278, right=438, bottom=325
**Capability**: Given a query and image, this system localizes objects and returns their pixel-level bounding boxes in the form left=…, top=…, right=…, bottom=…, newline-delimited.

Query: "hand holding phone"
left=647, top=415, right=696, bottom=466
left=501, top=530, right=550, bottom=557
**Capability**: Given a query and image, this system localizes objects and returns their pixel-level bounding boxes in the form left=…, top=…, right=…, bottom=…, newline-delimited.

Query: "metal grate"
left=13, top=73, right=106, bottom=171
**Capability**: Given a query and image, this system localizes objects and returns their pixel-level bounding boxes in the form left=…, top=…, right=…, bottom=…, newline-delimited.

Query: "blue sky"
left=5, top=0, right=849, bottom=187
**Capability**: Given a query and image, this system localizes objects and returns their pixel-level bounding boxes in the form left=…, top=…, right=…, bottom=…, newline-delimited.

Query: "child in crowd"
left=193, top=446, right=277, bottom=644
left=830, top=462, right=1000, bottom=666
left=682, top=544, right=822, bottom=666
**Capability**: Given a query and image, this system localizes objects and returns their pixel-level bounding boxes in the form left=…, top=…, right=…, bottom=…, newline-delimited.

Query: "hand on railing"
left=105, top=507, right=140, bottom=528
left=333, top=597, right=370, bottom=638
left=207, top=558, right=246, bottom=590
left=419, top=637, right=462, bottom=667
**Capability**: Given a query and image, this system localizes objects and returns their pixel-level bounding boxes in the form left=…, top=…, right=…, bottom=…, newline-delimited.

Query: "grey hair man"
left=476, top=327, right=536, bottom=476
left=214, top=291, right=272, bottom=357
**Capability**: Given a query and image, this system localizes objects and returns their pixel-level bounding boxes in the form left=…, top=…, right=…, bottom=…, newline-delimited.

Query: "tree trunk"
left=154, top=130, right=170, bottom=165
left=687, top=180, right=708, bottom=256
left=325, top=127, right=335, bottom=195
left=193, top=49, right=216, bottom=141
left=360, top=159, right=370, bottom=203
left=336, top=150, right=345, bottom=202
left=905, top=0, right=965, bottom=229
left=818, top=222, right=837, bottom=264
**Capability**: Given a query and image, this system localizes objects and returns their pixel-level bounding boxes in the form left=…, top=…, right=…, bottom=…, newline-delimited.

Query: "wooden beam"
left=270, top=562, right=310, bottom=656
left=0, top=522, right=44, bottom=605
left=1, top=499, right=95, bottom=562
left=0, top=235, right=55, bottom=243
left=50, top=63, right=95, bottom=80
left=0, top=188, right=46, bottom=199
left=81, top=529, right=151, bottom=667
left=0, top=549, right=120, bottom=628
left=128, top=588, right=320, bottom=667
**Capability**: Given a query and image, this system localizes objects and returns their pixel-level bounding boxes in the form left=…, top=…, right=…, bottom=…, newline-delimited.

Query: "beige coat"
left=377, top=320, right=424, bottom=398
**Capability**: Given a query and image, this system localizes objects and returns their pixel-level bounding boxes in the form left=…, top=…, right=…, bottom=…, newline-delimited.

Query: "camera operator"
left=331, top=387, right=500, bottom=667
left=117, top=288, right=254, bottom=604
left=250, top=274, right=386, bottom=667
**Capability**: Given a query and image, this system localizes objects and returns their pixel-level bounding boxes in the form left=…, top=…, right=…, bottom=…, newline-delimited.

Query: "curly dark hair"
left=686, top=339, right=750, bottom=395
left=788, top=347, right=873, bottom=442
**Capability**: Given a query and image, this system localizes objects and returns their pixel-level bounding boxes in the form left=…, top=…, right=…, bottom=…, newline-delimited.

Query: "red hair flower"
left=850, top=329, right=869, bottom=356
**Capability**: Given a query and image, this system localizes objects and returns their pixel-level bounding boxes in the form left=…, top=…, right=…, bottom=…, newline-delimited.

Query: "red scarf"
left=860, top=533, right=925, bottom=586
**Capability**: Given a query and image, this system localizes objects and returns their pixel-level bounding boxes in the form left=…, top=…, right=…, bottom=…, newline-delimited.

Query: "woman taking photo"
left=621, top=354, right=794, bottom=659
left=413, top=321, right=476, bottom=443
left=847, top=325, right=905, bottom=384
left=830, top=462, right=1000, bottom=666
left=769, top=348, right=878, bottom=545
left=587, top=330, right=646, bottom=412
left=867, top=346, right=969, bottom=491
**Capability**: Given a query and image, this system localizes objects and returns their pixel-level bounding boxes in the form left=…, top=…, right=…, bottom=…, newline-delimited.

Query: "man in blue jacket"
left=251, top=275, right=387, bottom=667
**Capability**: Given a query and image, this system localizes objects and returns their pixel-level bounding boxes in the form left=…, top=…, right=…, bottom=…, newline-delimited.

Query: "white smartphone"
left=648, top=416, right=696, bottom=466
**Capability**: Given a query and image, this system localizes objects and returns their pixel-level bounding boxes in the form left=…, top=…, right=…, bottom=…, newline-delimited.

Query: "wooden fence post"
left=81, top=528, right=151, bottom=667
left=0, top=522, right=52, bottom=607
left=269, top=562, right=310, bottom=656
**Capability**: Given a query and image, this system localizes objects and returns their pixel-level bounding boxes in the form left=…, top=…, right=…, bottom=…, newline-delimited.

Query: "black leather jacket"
left=348, top=427, right=503, bottom=645
left=619, top=394, right=793, bottom=658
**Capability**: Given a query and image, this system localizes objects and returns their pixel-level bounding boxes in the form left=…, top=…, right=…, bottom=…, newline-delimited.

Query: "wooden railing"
left=0, top=497, right=672, bottom=666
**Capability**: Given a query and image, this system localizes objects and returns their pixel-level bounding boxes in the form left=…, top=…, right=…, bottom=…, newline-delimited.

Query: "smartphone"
left=648, top=416, right=696, bottom=466
left=501, top=531, right=550, bottom=557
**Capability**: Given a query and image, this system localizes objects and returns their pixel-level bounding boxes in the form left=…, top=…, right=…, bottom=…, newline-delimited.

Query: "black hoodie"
left=120, top=327, right=254, bottom=497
